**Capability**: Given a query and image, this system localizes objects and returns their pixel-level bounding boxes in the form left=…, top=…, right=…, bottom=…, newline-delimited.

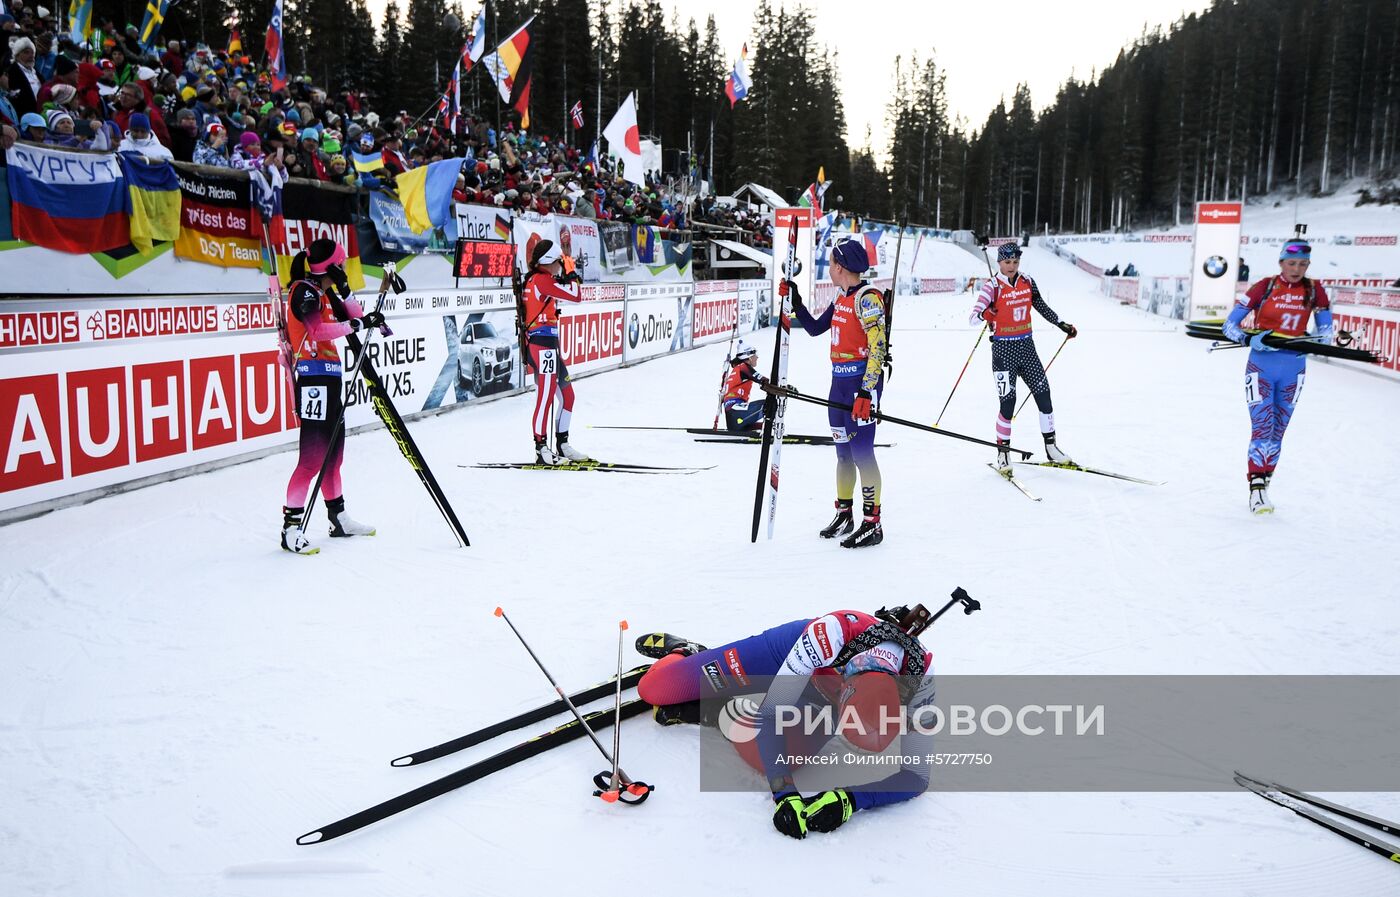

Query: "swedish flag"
left=138, top=0, right=169, bottom=53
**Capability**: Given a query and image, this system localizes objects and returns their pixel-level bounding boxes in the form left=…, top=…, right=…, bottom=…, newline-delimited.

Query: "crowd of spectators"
left=2, top=5, right=782, bottom=247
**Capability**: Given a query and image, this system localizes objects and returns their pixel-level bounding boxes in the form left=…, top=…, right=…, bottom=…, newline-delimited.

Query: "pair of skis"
left=991, top=458, right=1164, bottom=501
left=465, top=459, right=712, bottom=475
left=297, top=663, right=653, bottom=844
left=1235, top=772, right=1400, bottom=865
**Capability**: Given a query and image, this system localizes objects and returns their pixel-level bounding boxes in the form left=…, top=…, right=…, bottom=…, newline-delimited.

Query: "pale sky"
left=658, top=0, right=1212, bottom=153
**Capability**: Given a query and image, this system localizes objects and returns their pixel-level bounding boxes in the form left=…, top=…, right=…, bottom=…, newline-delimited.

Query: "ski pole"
left=1012, top=332, right=1070, bottom=420
left=749, top=377, right=1034, bottom=459
left=495, top=608, right=652, bottom=802
left=593, top=620, right=648, bottom=803
left=297, top=266, right=402, bottom=542
left=927, top=587, right=982, bottom=628
left=934, top=324, right=986, bottom=428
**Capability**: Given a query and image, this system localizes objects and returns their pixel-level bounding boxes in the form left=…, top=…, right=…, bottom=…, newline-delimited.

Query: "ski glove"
left=328, top=264, right=351, bottom=295
left=772, top=793, right=808, bottom=840
left=1057, top=321, right=1078, bottom=338
left=803, top=789, right=855, bottom=833
left=852, top=389, right=874, bottom=422
left=1249, top=330, right=1278, bottom=353
left=1313, top=323, right=1335, bottom=344
left=779, top=279, right=804, bottom=312
left=350, top=311, right=386, bottom=332
left=1222, top=319, right=1248, bottom=344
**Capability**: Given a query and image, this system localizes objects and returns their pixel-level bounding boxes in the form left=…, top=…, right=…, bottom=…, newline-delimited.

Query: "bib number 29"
left=537, top=349, right=557, bottom=376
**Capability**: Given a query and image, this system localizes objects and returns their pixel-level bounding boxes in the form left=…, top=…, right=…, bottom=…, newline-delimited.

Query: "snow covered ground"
left=4, top=246, right=1400, bottom=896
left=1062, top=187, right=1400, bottom=281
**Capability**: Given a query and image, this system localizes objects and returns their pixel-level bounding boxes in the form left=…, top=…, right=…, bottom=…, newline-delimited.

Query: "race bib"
left=994, top=370, right=1013, bottom=399
left=299, top=384, right=328, bottom=421
left=537, top=349, right=557, bottom=376
left=1244, top=371, right=1260, bottom=406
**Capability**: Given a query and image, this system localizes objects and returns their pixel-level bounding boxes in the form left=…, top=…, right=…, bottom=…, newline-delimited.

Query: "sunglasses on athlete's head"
left=1282, top=242, right=1311, bottom=258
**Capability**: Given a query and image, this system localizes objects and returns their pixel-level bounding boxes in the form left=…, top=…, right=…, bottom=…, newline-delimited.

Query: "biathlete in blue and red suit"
left=720, top=340, right=768, bottom=432
left=635, top=606, right=937, bottom=840
left=520, top=239, right=590, bottom=465
left=1222, top=239, right=1334, bottom=514
left=279, top=238, right=381, bottom=554
left=783, top=238, right=888, bottom=548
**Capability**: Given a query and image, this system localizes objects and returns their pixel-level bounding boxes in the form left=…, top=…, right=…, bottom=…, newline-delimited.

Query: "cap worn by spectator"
left=180, top=85, right=196, bottom=102
left=278, top=121, right=297, bottom=138
left=20, top=111, right=45, bottom=131
left=322, top=136, right=340, bottom=153
left=50, top=83, right=75, bottom=104
left=239, top=130, right=261, bottom=152
left=128, top=112, right=151, bottom=132
left=45, top=108, right=72, bottom=129
left=205, top=121, right=225, bottom=137
left=53, top=55, right=76, bottom=76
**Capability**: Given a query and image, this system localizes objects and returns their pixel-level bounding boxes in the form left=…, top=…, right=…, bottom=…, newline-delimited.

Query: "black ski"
left=1235, top=771, right=1400, bottom=865
left=390, top=664, right=651, bottom=767
left=1185, top=322, right=1386, bottom=363
left=695, top=435, right=894, bottom=447
left=345, top=330, right=470, bottom=547
left=298, top=699, right=652, bottom=845
left=464, top=461, right=711, bottom=475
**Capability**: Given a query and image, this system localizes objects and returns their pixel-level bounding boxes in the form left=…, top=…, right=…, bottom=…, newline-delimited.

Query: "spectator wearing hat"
left=231, top=130, right=262, bottom=170
left=194, top=120, right=230, bottom=166
left=168, top=107, right=198, bottom=161
left=118, top=111, right=172, bottom=160
left=35, top=52, right=75, bottom=105
left=18, top=110, right=45, bottom=141
left=7, top=35, right=40, bottom=117
left=380, top=130, right=408, bottom=179
left=108, top=45, right=138, bottom=86
left=42, top=107, right=83, bottom=146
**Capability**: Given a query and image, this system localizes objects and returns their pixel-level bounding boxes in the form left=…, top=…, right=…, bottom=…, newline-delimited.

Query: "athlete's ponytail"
left=289, top=250, right=310, bottom=283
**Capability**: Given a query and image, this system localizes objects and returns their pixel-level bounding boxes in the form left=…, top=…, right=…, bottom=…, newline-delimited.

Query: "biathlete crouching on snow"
left=635, top=606, right=936, bottom=840
left=279, top=238, right=381, bottom=554
left=721, top=340, right=768, bottom=432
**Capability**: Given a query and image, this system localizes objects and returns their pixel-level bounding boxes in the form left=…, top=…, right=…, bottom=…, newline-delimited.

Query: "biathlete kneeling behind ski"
left=782, top=238, right=887, bottom=548
left=634, top=606, right=937, bottom=840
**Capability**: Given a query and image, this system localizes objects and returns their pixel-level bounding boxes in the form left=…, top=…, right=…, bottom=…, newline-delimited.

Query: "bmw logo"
left=1203, top=255, right=1229, bottom=278
left=628, top=313, right=640, bottom=348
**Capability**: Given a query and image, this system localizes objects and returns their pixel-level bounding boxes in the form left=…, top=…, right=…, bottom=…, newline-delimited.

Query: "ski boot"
left=995, top=439, right=1012, bottom=472
left=652, top=700, right=703, bottom=726
left=281, top=506, right=317, bottom=555
left=1249, top=474, right=1274, bottom=515
left=1044, top=432, right=1073, bottom=465
left=535, top=437, right=561, bottom=466
left=819, top=499, right=855, bottom=539
left=327, top=496, right=376, bottom=537
left=635, top=632, right=708, bottom=659
left=841, top=505, right=884, bottom=549
left=555, top=431, right=591, bottom=463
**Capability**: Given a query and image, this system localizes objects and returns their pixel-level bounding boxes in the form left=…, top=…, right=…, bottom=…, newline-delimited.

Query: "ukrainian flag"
left=68, top=0, right=92, bottom=46
left=350, top=149, right=384, bottom=188
left=118, top=153, right=180, bottom=254
left=397, top=158, right=464, bottom=235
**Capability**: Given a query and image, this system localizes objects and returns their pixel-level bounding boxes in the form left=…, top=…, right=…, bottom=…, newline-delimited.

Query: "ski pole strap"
left=592, top=770, right=653, bottom=804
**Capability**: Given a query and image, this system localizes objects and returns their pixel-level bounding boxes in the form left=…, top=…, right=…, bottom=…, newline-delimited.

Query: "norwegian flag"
left=570, top=100, right=584, bottom=130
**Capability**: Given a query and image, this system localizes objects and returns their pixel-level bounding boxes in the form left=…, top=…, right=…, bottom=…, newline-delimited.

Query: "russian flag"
left=725, top=44, right=751, bottom=108
left=265, top=0, right=288, bottom=92
left=6, top=144, right=129, bottom=253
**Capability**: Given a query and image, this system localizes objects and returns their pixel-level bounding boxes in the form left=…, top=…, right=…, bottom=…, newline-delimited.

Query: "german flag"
left=492, top=16, right=534, bottom=128
left=227, top=28, right=241, bottom=56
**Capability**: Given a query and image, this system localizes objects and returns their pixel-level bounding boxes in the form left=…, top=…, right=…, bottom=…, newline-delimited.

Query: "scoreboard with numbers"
left=453, top=239, right=515, bottom=279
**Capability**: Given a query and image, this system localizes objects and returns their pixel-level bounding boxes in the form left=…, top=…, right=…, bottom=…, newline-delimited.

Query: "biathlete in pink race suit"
left=635, top=606, right=937, bottom=840
left=520, top=239, right=590, bottom=466
left=279, top=238, right=381, bottom=554
left=1222, top=238, right=1334, bottom=514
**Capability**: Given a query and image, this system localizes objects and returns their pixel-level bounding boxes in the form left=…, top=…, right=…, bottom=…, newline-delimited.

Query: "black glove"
left=554, top=271, right=583, bottom=285
left=778, top=278, right=804, bottom=312
left=328, top=264, right=351, bottom=295
left=350, top=310, right=386, bottom=332
left=803, top=789, right=854, bottom=833
left=772, top=793, right=808, bottom=840
left=1057, top=321, right=1078, bottom=338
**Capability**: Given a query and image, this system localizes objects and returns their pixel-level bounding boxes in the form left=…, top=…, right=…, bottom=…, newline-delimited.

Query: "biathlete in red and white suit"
left=968, top=242, right=1078, bottom=469
left=520, top=239, right=589, bottom=465
left=279, top=238, right=381, bottom=554
left=635, top=607, right=937, bottom=840
left=1222, top=239, right=1333, bottom=514
left=786, top=239, right=888, bottom=548
left=721, top=340, right=767, bottom=431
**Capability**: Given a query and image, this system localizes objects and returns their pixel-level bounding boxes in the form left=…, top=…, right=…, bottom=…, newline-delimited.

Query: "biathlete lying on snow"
left=635, top=605, right=938, bottom=839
